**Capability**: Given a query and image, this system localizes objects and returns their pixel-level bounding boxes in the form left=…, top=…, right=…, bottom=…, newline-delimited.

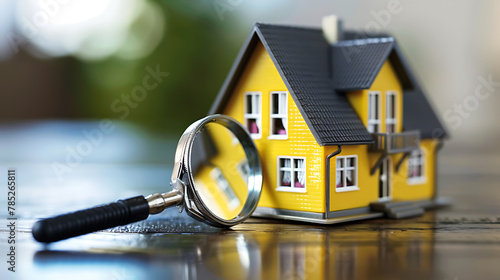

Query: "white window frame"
left=269, top=91, right=288, bottom=140
left=367, top=91, right=381, bottom=133
left=276, top=156, right=306, bottom=193
left=335, top=155, right=359, bottom=192
left=243, top=91, right=262, bottom=139
left=407, top=148, right=426, bottom=185
left=386, top=91, right=397, bottom=133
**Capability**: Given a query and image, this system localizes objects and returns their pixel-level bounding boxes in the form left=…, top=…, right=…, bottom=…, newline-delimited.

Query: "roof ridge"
left=334, top=37, right=394, bottom=47
left=255, top=22, right=321, bottom=32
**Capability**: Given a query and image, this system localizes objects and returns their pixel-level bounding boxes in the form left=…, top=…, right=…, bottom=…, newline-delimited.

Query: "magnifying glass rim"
left=173, top=114, right=262, bottom=227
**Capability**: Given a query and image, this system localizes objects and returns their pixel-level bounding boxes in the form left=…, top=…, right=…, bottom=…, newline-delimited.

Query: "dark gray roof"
left=404, top=87, right=447, bottom=139
left=210, top=23, right=447, bottom=145
left=332, top=37, right=413, bottom=91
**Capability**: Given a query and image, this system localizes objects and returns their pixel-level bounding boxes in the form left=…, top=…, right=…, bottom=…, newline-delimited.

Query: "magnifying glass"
left=32, top=115, right=262, bottom=243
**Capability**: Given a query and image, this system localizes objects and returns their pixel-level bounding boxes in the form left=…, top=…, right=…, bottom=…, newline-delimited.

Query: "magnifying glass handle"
left=32, top=196, right=150, bottom=243
left=32, top=190, right=183, bottom=243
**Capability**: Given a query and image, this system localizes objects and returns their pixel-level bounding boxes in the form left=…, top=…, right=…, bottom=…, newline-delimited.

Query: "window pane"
left=280, top=93, right=287, bottom=114
left=294, top=171, right=305, bottom=188
left=294, top=159, right=304, bottom=169
left=280, top=158, right=291, bottom=168
left=271, top=93, right=287, bottom=136
left=254, top=95, right=260, bottom=114
left=346, top=170, right=355, bottom=186
left=336, top=170, right=344, bottom=188
left=374, top=95, right=379, bottom=119
left=347, top=158, right=355, bottom=167
left=272, top=118, right=287, bottom=135
left=336, top=158, right=343, bottom=168
left=237, top=160, right=249, bottom=184
left=247, top=119, right=259, bottom=134
left=223, top=184, right=238, bottom=203
left=408, top=150, right=424, bottom=180
left=368, top=95, right=373, bottom=119
left=390, top=95, right=395, bottom=118
left=215, top=172, right=238, bottom=203
left=386, top=94, right=394, bottom=119
left=272, top=94, right=279, bottom=114
left=246, top=95, right=252, bottom=114
left=280, top=170, right=291, bottom=187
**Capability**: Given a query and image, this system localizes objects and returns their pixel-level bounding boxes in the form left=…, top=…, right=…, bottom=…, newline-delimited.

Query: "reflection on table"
left=33, top=220, right=435, bottom=280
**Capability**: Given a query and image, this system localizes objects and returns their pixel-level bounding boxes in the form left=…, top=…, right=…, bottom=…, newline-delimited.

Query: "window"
left=386, top=91, right=397, bottom=133
left=270, top=91, right=288, bottom=138
left=236, top=159, right=250, bottom=185
left=368, top=91, right=381, bottom=133
left=408, top=149, right=425, bottom=184
left=210, top=167, right=241, bottom=210
left=277, top=156, right=306, bottom=192
left=244, top=92, right=261, bottom=138
left=336, top=156, right=358, bottom=192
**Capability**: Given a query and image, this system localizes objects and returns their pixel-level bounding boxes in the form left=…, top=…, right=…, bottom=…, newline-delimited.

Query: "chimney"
left=322, top=15, right=342, bottom=44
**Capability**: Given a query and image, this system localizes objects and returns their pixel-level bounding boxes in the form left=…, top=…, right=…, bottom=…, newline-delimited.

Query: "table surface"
left=0, top=121, right=499, bottom=280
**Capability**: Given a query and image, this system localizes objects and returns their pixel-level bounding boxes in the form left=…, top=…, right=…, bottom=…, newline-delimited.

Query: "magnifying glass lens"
left=191, top=122, right=249, bottom=220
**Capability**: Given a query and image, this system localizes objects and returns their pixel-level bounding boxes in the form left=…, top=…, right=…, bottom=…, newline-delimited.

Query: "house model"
left=209, top=15, right=448, bottom=224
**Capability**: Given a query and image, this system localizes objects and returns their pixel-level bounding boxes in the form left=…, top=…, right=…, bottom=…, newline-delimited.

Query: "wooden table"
left=0, top=122, right=499, bottom=279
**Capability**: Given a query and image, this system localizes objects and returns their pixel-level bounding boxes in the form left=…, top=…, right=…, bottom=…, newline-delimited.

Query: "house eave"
left=320, top=140, right=375, bottom=146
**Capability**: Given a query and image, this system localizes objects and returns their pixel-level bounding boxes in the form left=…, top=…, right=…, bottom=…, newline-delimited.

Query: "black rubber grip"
left=32, top=196, right=150, bottom=243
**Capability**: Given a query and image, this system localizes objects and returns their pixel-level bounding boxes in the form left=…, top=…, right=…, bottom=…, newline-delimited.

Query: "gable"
left=219, top=41, right=306, bottom=136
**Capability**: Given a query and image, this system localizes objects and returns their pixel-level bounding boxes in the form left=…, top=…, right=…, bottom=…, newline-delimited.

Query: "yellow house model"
left=210, top=16, right=448, bottom=224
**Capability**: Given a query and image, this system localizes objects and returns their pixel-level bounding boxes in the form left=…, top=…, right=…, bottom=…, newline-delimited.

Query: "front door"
left=378, top=157, right=392, bottom=201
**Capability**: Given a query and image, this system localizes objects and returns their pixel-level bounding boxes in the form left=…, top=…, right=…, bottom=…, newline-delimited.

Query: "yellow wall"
left=222, top=42, right=325, bottom=213
left=392, top=139, right=437, bottom=200
left=328, top=145, right=378, bottom=211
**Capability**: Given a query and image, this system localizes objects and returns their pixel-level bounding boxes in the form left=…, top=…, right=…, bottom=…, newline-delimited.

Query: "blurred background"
left=0, top=0, right=498, bottom=184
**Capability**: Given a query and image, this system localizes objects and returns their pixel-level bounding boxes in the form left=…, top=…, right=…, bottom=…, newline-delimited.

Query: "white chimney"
left=322, top=15, right=341, bottom=44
